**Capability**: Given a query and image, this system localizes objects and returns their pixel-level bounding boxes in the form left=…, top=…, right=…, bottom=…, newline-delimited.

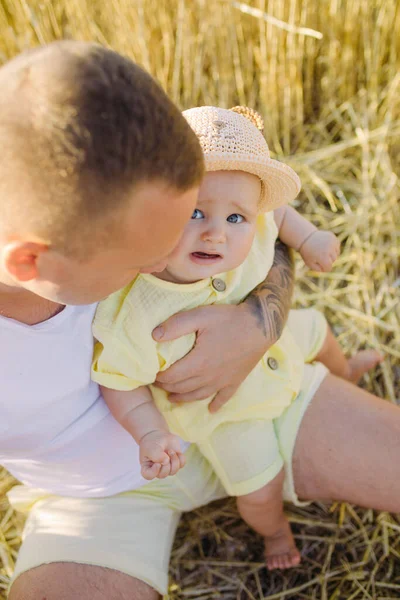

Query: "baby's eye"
left=227, top=213, right=244, bottom=224
left=191, top=208, right=204, bottom=219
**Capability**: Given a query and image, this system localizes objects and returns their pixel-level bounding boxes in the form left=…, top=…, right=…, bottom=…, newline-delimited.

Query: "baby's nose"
left=201, top=225, right=226, bottom=243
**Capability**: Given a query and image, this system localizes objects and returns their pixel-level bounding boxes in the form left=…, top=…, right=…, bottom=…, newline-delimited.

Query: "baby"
left=92, top=106, right=381, bottom=569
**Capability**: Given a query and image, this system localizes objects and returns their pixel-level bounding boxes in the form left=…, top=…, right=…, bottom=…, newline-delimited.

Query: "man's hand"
left=153, top=241, right=294, bottom=412
left=139, top=430, right=186, bottom=480
left=154, top=303, right=271, bottom=412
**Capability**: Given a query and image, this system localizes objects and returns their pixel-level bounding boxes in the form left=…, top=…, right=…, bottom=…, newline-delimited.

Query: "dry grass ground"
left=0, top=0, right=399, bottom=597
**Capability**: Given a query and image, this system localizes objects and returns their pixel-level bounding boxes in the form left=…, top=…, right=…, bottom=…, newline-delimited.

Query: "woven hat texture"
left=183, top=106, right=301, bottom=212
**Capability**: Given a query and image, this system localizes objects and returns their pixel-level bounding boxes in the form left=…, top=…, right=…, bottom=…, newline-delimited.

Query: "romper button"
left=212, top=278, right=226, bottom=292
left=267, top=357, right=279, bottom=370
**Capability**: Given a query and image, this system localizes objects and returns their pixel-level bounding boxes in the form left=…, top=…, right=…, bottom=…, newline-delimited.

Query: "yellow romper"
left=92, top=212, right=327, bottom=496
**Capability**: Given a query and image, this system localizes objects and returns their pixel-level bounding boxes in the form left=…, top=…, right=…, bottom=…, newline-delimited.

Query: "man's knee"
left=9, top=562, right=159, bottom=600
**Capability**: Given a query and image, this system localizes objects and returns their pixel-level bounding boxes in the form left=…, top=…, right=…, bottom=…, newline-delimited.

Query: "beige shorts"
left=8, top=309, right=328, bottom=596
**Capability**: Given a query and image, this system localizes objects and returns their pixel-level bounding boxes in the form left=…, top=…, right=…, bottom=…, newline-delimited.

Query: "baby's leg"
left=237, top=469, right=300, bottom=570
left=314, top=326, right=382, bottom=383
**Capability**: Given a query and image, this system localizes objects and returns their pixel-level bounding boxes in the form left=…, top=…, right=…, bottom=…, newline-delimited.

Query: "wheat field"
left=0, top=0, right=399, bottom=598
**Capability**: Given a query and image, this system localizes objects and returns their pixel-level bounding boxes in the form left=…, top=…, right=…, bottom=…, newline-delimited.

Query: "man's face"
left=22, top=181, right=199, bottom=304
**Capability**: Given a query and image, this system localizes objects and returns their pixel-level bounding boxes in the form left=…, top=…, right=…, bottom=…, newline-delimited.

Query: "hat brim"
left=204, top=154, right=301, bottom=212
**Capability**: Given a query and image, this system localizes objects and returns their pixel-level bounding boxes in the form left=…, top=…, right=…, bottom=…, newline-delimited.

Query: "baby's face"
left=158, top=170, right=260, bottom=284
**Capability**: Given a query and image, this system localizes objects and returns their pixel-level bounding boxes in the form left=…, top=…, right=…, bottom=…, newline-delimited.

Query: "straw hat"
left=183, top=105, right=301, bottom=212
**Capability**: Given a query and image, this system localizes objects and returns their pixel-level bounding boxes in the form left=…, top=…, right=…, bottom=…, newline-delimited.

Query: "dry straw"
left=0, top=0, right=399, bottom=598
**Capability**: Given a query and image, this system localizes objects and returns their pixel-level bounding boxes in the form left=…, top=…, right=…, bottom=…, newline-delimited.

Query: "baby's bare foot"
left=264, top=520, right=301, bottom=570
left=347, top=350, right=383, bottom=383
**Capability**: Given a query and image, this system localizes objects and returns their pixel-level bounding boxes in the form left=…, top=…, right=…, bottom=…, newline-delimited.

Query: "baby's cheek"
left=229, top=234, right=254, bottom=268
left=242, top=229, right=257, bottom=255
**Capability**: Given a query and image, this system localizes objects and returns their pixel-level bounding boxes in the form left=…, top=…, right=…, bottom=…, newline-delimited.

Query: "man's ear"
left=2, top=241, right=49, bottom=282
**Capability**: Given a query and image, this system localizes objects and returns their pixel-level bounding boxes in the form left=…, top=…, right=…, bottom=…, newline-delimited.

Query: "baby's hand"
left=139, top=430, right=186, bottom=481
left=300, top=230, right=340, bottom=272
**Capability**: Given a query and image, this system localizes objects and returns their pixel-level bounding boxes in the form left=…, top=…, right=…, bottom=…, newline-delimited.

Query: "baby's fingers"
left=157, top=461, right=173, bottom=479
left=307, top=260, right=322, bottom=272
left=168, top=450, right=186, bottom=476
left=141, top=462, right=161, bottom=480
left=318, top=262, right=332, bottom=272
left=179, top=452, right=186, bottom=470
left=313, top=255, right=334, bottom=272
left=168, top=450, right=181, bottom=476
left=143, top=446, right=170, bottom=465
left=330, top=251, right=339, bottom=263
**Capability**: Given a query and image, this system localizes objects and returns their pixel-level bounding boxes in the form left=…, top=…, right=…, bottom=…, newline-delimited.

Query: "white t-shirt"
left=0, top=304, right=165, bottom=497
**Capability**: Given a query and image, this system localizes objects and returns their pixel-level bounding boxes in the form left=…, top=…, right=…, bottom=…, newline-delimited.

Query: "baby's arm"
left=101, top=385, right=186, bottom=480
left=274, top=206, right=340, bottom=272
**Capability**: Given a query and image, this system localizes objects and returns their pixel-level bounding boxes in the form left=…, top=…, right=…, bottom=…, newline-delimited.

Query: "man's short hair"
left=0, top=41, right=204, bottom=254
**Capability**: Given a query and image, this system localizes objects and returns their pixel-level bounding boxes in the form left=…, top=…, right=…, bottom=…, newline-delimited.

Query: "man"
left=1, top=42, right=399, bottom=600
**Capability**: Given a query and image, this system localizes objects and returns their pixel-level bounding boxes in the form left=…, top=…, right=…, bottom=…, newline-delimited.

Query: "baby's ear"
left=229, top=106, right=264, bottom=133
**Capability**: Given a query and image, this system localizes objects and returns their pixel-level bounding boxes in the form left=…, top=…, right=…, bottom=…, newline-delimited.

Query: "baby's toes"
left=281, top=556, right=291, bottom=569
left=266, top=555, right=280, bottom=570
left=287, top=548, right=301, bottom=567
left=267, top=550, right=301, bottom=570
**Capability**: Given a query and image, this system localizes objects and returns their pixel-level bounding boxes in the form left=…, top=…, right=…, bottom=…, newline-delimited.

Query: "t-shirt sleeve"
left=91, top=296, right=161, bottom=391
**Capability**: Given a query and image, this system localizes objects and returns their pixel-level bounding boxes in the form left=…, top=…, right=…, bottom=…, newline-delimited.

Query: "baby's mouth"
left=191, top=251, right=222, bottom=260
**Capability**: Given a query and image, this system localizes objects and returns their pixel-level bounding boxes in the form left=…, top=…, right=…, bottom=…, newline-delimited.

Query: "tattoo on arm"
left=243, top=240, right=294, bottom=340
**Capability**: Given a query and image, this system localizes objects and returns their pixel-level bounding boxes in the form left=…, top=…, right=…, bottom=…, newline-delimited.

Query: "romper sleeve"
left=91, top=287, right=161, bottom=391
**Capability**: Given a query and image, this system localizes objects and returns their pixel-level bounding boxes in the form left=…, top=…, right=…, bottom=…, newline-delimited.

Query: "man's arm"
left=243, top=239, right=294, bottom=341
left=153, top=241, right=294, bottom=412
